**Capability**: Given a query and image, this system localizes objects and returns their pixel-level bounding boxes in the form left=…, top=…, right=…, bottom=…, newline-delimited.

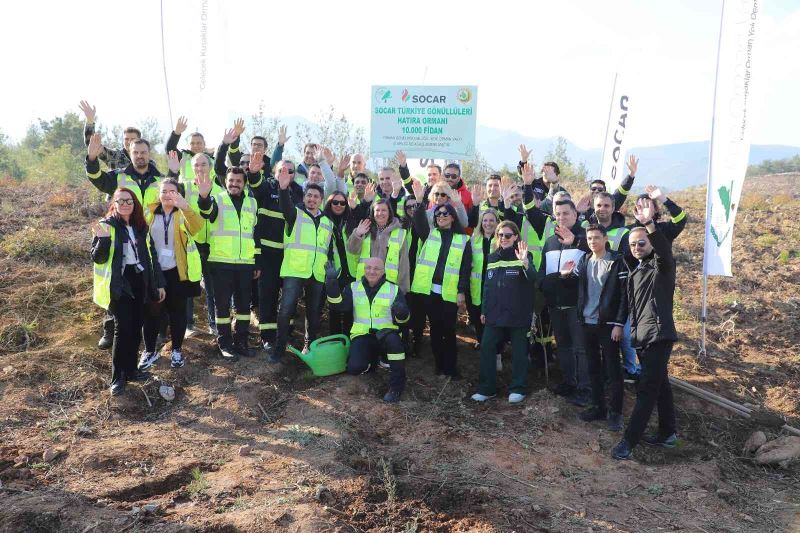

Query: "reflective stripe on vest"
left=409, top=230, right=468, bottom=303
left=92, top=225, right=116, bottom=310
left=350, top=280, right=399, bottom=338
left=280, top=210, right=333, bottom=282
left=479, top=200, right=505, bottom=220
left=606, top=227, right=630, bottom=252
left=521, top=217, right=555, bottom=270
left=356, top=228, right=406, bottom=284
left=207, top=193, right=258, bottom=264
left=469, top=233, right=495, bottom=305
left=181, top=180, right=222, bottom=244
left=118, top=174, right=161, bottom=220
left=180, top=154, right=216, bottom=183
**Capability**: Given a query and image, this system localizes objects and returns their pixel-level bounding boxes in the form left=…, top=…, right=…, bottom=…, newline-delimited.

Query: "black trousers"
left=144, top=268, right=188, bottom=352
left=328, top=276, right=354, bottom=336
left=211, top=267, right=253, bottom=348
left=348, top=331, right=406, bottom=392
left=109, top=266, right=145, bottom=383
left=257, top=249, right=283, bottom=343
left=274, top=276, right=324, bottom=358
left=624, top=341, right=676, bottom=446
left=425, top=293, right=459, bottom=376
left=407, top=292, right=427, bottom=341
left=582, top=324, right=623, bottom=414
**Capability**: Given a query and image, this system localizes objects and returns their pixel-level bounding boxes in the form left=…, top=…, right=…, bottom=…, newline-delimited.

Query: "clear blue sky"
left=1, top=0, right=797, bottom=150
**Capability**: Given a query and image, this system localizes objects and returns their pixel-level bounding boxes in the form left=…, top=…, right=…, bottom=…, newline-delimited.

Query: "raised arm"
left=85, top=133, right=120, bottom=194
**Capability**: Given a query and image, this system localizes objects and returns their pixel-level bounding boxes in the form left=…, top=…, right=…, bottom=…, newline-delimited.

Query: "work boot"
left=383, top=390, right=402, bottom=403
left=642, top=433, right=678, bottom=448
left=612, top=439, right=633, bottom=460
left=110, top=379, right=126, bottom=396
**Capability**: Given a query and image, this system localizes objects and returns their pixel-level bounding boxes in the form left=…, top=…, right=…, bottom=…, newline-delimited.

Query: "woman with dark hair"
left=91, top=188, right=165, bottom=396
left=324, top=191, right=356, bottom=335
left=137, top=178, right=204, bottom=371
left=410, top=180, right=472, bottom=377
left=346, top=198, right=410, bottom=293
left=471, top=220, right=535, bottom=404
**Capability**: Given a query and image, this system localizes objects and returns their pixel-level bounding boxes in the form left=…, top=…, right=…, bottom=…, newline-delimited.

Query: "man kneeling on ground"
left=324, top=257, right=410, bottom=403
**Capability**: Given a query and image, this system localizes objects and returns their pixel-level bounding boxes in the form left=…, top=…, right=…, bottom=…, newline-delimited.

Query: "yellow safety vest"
left=356, top=228, right=406, bottom=284
left=117, top=173, right=161, bottom=220
left=180, top=154, right=217, bottom=184
left=478, top=200, right=505, bottom=220
left=469, top=233, right=496, bottom=305
left=410, top=230, right=468, bottom=303
left=182, top=179, right=223, bottom=244
left=280, top=209, right=333, bottom=281
left=205, top=193, right=258, bottom=264
left=522, top=216, right=556, bottom=271
left=350, top=280, right=399, bottom=338
left=92, top=225, right=116, bottom=310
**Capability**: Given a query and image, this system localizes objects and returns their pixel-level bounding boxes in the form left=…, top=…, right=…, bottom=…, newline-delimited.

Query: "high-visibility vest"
left=579, top=220, right=630, bottom=252
left=395, top=195, right=408, bottom=220
left=410, top=230, right=468, bottom=303
left=92, top=225, right=116, bottom=310
left=258, top=203, right=286, bottom=251
left=117, top=173, right=161, bottom=220
left=145, top=209, right=203, bottom=282
left=478, top=200, right=505, bottom=220
left=205, top=193, right=258, bottom=265
left=469, top=233, right=496, bottom=305
left=350, top=280, right=399, bottom=339
left=280, top=209, right=333, bottom=281
left=180, top=154, right=217, bottom=184
left=182, top=180, right=223, bottom=244
left=521, top=216, right=556, bottom=271
left=355, top=228, right=406, bottom=284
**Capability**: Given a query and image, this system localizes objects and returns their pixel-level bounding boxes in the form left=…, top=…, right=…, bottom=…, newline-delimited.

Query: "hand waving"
left=87, top=133, right=103, bottom=161
left=626, top=154, right=639, bottom=176
left=232, top=118, right=245, bottom=138
left=395, top=150, right=407, bottom=167
left=167, top=150, right=181, bottom=174
left=470, top=183, right=484, bottom=205
left=355, top=218, right=371, bottom=237
left=555, top=225, right=575, bottom=245
left=364, top=182, right=376, bottom=202
left=277, top=165, right=292, bottom=190
left=222, top=128, right=237, bottom=145
left=411, top=178, right=424, bottom=202
left=518, top=144, right=530, bottom=163
left=195, top=172, right=213, bottom=198
left=249, top=151, right=265, bottom=173
left=633, top=197, right=655, bottom=225
left=278, top=125, right=290, bottom=146
left=559, top=259, right=576, bottom=277
left=175, top=116, right=188, bottom=135
left=522, top=162, right=535, bottom=185
left=516, top=240, right=529, bottom=269
left=322, top=147, right=335, bottom=167
left=78, top=100, right=96, bottom=123
left=91, top=221, right=110, bottom=238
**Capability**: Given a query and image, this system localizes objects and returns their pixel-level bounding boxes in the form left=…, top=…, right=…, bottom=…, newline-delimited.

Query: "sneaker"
left=578, top=406, right=607, bottom=422
left=262, top=341, right=274, bottom=355
left=612, top=439, right=633, bottom=460
left=552, top=383, right=576, bottom=397
left=383, top=390, right=402, bottom=403
left=471, top=393, right=496, bottom=402
left=128, top=370, right=152, bottom=382
left=378, top=360, right=390, bottom=370
left=185, top=325, right=198, bottom=338
left=623, top=371, right=640, bottom=384
left=607, top=412, right=624, bottom=432
left=496, top=354, right=503, bottom=372
left=508, top=393, right=526, bottom=404
left=170, top=350, right=185, bottom=368
left=219, top=344, right=238, bottom=361
left=98, top=332, right=113, bottom=350
left=642, top=433, right=678, bottom=448
left=570, top=392, right=591, bottom=407
left=473, top=342, right=480, bottom=350
left=137, top=351, right=160, bottom=371
left=110, top=379, right=125, bottom=396
left=208, top=324, right=219, bottom=336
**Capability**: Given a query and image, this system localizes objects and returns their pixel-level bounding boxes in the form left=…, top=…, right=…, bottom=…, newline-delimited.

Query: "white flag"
left=704, top=0, right=764, bottom=277
left=599, top=73, right=631, bottom=190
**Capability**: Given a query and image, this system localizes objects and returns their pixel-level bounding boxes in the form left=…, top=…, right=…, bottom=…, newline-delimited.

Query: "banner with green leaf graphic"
left=370, top=85, right=478, bottom=160
left=703, top=0, right=763, bottom=277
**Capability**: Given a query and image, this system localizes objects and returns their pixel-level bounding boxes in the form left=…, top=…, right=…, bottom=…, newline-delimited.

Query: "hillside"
left=0, top=176, right=798, bottom=532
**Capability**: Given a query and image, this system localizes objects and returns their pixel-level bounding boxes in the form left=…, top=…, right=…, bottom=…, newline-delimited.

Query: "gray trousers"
left=550, top=306, right=590, bottom=394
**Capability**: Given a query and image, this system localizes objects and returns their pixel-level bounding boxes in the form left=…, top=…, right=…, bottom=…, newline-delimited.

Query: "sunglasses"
left=630, top=239, right=648, bottom=248
left=497, top=232, right=515, bottom=239
left=405, top=204, right=416, bottom=210
left=434, top=211, right=451, bottom=218
left=443, top=173, right=459, bottom=179
left=284, top=169, right=295, bottom=175
left=590, top=187, right=605, bottom=192
left=434, top=192, right=449, bottom=197
left=115, top=198, right=134, bottom=206
left=330, top=200, right=347, bottom=207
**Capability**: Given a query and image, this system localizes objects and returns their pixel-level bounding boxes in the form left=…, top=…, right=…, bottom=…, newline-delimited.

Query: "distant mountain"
left=474, top=125, right=800, bottom=191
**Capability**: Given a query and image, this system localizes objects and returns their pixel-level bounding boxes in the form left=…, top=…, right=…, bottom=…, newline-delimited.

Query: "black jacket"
left=569, top=250, right=628, bottom=326
left=412, top=204, right=471, bottom=295
left=481, top=246, right=535, bottom=328
left=91, top=216, right=164, bottom=303
left=85, top=158, right=162, bottom=196
left=248, top=172, right=303, bottom=264
left=539, top=222, right=589, bottom=308
left=624, top=228, right=677, bottom=349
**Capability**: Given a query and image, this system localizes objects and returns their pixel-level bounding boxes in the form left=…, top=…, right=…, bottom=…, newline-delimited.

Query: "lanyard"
left=161, top=209, right=175, bottom=246
left=127, top=226, right=140, bottom=263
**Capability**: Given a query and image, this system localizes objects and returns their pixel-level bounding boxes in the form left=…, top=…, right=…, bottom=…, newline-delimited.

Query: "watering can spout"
left=286, top=345, right=310, bottom=363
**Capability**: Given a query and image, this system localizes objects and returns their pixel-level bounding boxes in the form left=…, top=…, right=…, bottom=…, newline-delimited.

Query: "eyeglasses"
left=405, top=204, right=416, bottom=210
left=590, top=187, right=605, bottom=192
left=115, top=198, right=134, bottom=206
left=630, top=239, right=648, bottom=248
left=286, top=169, right=296, bottom=175
left=497, top=232, right=515, bottom=239
left=444, top=173, right=459, bottom=179
left=434, top=211, right=451, bottom=218
left=434, top=192, right=449, bottom=197
left=330, top=200, right=347, bottom=207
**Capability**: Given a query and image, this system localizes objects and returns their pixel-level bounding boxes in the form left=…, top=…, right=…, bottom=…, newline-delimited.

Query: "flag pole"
left=699, top=0, right=727, bottom=359
left=599, top=73, right=618, bottom=181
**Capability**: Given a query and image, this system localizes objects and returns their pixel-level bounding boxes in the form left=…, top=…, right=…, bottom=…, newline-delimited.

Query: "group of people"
left=82, top=100, right=686, bottom=459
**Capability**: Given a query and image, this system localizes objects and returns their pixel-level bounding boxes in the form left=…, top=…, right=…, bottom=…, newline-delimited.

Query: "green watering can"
left=287, top=334, right=350, bottom=377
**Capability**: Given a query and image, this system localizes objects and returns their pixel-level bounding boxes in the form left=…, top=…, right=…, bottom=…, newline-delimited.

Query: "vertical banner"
left=599, top=73, right=631, bottom=189
left=703, top=0, right=764, bottom=276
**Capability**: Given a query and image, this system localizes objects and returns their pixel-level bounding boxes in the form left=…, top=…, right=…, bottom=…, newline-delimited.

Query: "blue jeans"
left=621, top=318, right=640, bottom=375
left=186, top=246, right=216, bottom=329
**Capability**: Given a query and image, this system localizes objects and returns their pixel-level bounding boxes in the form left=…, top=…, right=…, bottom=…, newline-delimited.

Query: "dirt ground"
left=1, top=177, right=799, bottom=532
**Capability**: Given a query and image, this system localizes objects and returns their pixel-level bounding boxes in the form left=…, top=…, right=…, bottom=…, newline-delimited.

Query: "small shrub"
left=285, top=425, right=321, bottom=447
left=187, top=467, right=209, bottom=496
left=0, top=226, right=84, bottom=262
left=778, top=250, right=790, bottom=265
left=0, top=320, right=40, bottom=352
left=754, top=234, right=778, bottom=248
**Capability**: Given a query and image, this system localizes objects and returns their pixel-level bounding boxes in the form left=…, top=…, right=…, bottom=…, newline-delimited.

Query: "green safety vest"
left=395, top=195, right=408, bottom=220
left=579, top=220, right=630, bottom=252
left=469, top=233, right=496, bottom=305
left=280, top=209, right=333, bottom=281
left=410, top=230, right=468, bottom=303
left=92, top=225, right=116, bottom=311
left=205, top=192, right=258, bottom=264
left=182, top=179, right=223, bottom=244
left=180, top=153, right=217, bottom=184
left=117, top=173, right=161, bottom=220
left=350, top=280, right=399, bottom=339
left=521, top=216, right=556, bottom=271
left=356, top=228, right=406, bottom=284
left=478, top=200, right=505, bottom=220
left=144, top=208, right=203, bottom=282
